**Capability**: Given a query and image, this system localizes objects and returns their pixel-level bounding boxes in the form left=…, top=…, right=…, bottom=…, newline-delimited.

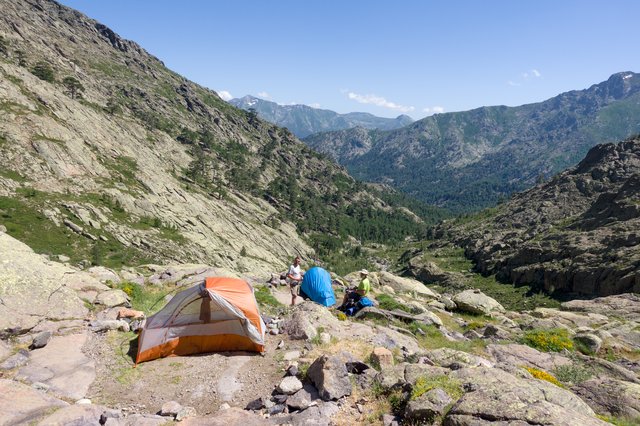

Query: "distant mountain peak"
left=229, top=95, right=413, bottom=138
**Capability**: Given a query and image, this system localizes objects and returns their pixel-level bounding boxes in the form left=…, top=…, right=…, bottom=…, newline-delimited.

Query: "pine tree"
left=62, top=76, right=84, bottom=99
left=31, top=60, right=55, bottom=82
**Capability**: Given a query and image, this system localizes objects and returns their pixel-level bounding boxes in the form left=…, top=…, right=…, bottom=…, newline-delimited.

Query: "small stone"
left=269, top=329, right=280, bottom=335
left=89, top=320, right=130, bottom=333
left=286, top=365, right=299, bottom=377
left=30, top=331, right=52, bottom=349
left=160, top=400, right=182, bottom=417
left=371, top=347, right=394, bottom=367
left=75, top=398, right=92, bottom=404
left=284, top=351, right=301, bottom=361
left=272, top=394, right=288, bottom=404
left=277, top=340, right=285, bottom=349
left=320, top=332, right=331, bottom=345
left=117, top=308, right=145, bottom=319
left=245, top=397, right=265, bottom=410
left=175, top=406, right=196, bottom=421
left=57, top=254, right=70, bottom=262
left=219, top=403, right=231, bottom=410
left=277, top=376, right=303, bottom=395
left=268, top=404, right=286, bottom=415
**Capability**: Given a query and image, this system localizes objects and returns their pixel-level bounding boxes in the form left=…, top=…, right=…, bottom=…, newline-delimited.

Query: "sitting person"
left=286, top=256, right=304, bottom=306
left=339, top=269, right=371, bottom=310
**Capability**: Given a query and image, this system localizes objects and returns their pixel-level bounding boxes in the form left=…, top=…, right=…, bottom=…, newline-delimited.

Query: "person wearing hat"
left=356, top=269, right=371, bottom=297
left=338, top=269, right=371, bottom=310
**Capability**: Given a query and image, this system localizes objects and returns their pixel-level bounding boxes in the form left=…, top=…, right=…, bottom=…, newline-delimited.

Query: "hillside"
left=416, top=136, right=640, bottom=298
left=0, top=0, right=426, bottom=275
left=230, top=95, right=413, bottom=138
left=304, top=72, right=640, bottom=213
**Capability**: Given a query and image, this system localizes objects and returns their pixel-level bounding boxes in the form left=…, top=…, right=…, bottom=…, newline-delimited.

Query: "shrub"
left=31, top=60, right=55, bottom=82
left=552, top=364, right=593, bottom=384
left=521, top=328, right=574, bottom=352
left=377, top=293, right=411, bottom=313
left=523, top=367, right=564, bottom=387
left=254, top=286, right=282, bottom=309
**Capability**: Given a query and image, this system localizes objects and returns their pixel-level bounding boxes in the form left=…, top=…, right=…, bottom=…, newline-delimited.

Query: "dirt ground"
left=84, top=286, right=306, bottom=416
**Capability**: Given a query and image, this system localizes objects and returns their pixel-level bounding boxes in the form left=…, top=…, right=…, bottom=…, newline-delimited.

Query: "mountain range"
left=304, top=72, right=640, bottom=213
left=229, top=95, right=413, bottom=138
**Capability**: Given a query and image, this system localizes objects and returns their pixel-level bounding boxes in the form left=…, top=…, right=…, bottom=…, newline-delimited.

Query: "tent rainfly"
left=136, top=277, right=265, bottom=364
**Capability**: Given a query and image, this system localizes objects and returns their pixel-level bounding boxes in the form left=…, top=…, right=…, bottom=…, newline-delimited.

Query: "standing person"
left=287, top=256, right=304, bottom=306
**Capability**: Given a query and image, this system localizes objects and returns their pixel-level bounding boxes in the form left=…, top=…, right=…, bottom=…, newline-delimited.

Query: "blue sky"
left=59, top=0, right=640, bottom=119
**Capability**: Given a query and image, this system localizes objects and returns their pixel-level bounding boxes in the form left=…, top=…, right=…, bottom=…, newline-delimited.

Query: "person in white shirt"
left=286, top=256, right=304, bottom=305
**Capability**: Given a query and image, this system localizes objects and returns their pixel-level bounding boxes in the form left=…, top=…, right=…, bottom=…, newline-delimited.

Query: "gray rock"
left=287, top=383, right=320, bottom=411
left=16, top=333, right=96, bottom=400
left=0, top=234, right=88, bottom=338
left=88, top=266, right=121, bottom=283
left=36, top=403, right=108, bottom=425
left=573, top=333, right=603, bottom=354
left=94, top=289, right=130, bottom=308
left=89, top=320, right=130, bottom=333
left=282, top=311, right=317, bottom=340
left=487, top=343, right=572, bottom=372
left=30, top=331, right=52, bottom=349
left=307, top=355, right=352, bottom=401
left=452, top=289, right=505, bottom=315
left=0, top=379, right=68, bottom=425
left=374, top=364, right=407, bottom=390
left=562, top=293, right=640, bottom=321
left=0, top=349, right=30, bottom=370
left=160, top=400, right=182, bottom=417
left=0, top=339, right=10, bottom=362
left=425, top=348, right=493, bottom=368
left=446, top=367, right=609, bottom=426
left=482, top=324, right=511, bottom=340
left=573, top=377, right=640, bottom=418
left=277, top=376, right=303, bottom=395
left=377, top=271, right=438, bottom=297
left=405, top=387, right=452, bottom=422
left=176, top=406, right=197, bottom=421
left=245, top=397, right=266, bottom=410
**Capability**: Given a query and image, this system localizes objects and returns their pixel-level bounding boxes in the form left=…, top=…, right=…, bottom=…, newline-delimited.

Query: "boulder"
left=0, top=379, right=68, bottom=425
left=532, top=307, right=609, bottom=328
left=160, top=400, right=182, bottom=417
left=0, top=233, right=88, bottom=338
left=89, top=320, right=130, bottom=333
left=452, top=289, right=504, bottom=315
left=375, top=364, right=407, bottom=389
left=573, top=333, right=603, bottom=354
left=425, top=348, right=493, bottom=369
left=276, top=376, right=303, bottom=395
left=179, top=407, right=270, bottom=425
left=35, top=403, right=109, bottom=426
left=377, top=271, right=438, bottom=298
left=405, top=387, right=452, bottom=423
left=371, top=347, right=394, bottom=368
left=446, top=367, right=609, bottom=426
left=286, top=383, right=320, bottom=411
left=16, top=333, right=96, bottom=400
left=307, top=355, right=352, bottom=401
left=0, top=339, right=10, bottom=362
left=176, top=406, right=197, bottom=421
left=487, top=344, right=572, bottom=372
left=94, top=289, right=130, bottom=308
left=30, top=331, right=52, bottom=349
left=561, top=293, right=640, bottom=321
left=573, top=378, right=640, bottom=418
left=87, top=266, right=121, bottom=283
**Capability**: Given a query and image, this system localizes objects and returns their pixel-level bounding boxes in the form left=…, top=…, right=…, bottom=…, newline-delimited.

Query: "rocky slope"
left=1, top=230, right=638, bottom=425
left=0, top=0, right=423, bottom=275
left=427, top=136, right=640, bottom=297
left=230, top=95, right=413, bottom=138
left=304, top=72, right=640, bottom=213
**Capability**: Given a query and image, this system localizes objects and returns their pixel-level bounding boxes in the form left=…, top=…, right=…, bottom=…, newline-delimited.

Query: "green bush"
left=552, top=364, right=593, bottom=384
left=411, top=375, right=463, bottom=400
left=31, top=61, right=55, bottom=82
left=521, top=328, right=574, bottom=352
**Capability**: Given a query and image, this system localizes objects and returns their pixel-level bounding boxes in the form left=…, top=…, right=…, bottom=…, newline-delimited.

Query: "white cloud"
left=423, top=106, right=445, bottom=115
left=507, top=80, right=521, bottom=87
left=309, top=103, right=321, bottom=108
left=531, top=69, right=541, bottom=77
left=347, top=92, right=415, bottom=113
left=257, top=91, right=271, bottom=99
left=218, top=90, right=233, bottom=101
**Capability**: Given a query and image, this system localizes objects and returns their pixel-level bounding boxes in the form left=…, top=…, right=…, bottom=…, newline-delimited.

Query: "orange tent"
left=136, top=277, right=265, bottom=364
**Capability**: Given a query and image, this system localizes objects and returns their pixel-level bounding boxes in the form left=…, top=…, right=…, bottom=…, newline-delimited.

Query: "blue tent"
left=301, top=267, right=336, bottom=307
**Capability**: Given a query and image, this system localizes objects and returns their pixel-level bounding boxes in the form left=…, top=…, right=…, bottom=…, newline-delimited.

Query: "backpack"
left=356, top=297, right=374, bottom=309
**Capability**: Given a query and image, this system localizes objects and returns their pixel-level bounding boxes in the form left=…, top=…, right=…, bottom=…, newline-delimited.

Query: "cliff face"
left=434, top=137, right=640, bottom=297
left=0, top=0, right=418, bottom=275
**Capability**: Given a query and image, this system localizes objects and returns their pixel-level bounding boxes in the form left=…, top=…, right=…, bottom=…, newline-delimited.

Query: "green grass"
left=408, top=322, right=488, bottom=355
left=376, top=293, right=413, bottom=313
left=421, top=244, right=561, bottom=310
left=552, top=363, right=593, bottom=385
left=0, top=167, right=27, bottom=182
left=411, top=375, right=463, bottom=401
left=254, top=285, right=283, bottom=313
left=114, top=281, right=178, bottom=316
left=597, top=415, right=640, bottom=426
